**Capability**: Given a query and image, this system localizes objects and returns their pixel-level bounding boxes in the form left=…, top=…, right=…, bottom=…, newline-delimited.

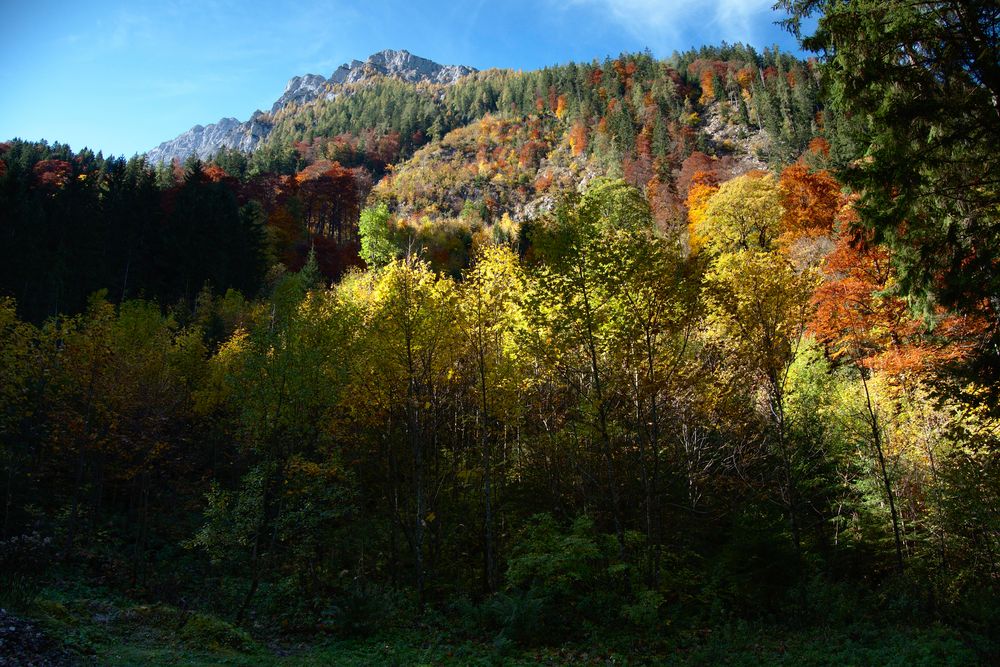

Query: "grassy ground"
left=14, top=584, right=985, bottom=666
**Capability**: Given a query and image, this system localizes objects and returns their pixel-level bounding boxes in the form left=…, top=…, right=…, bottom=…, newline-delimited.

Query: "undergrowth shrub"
left=180, top=612, right=254, bottom=651
left=0, top=531, right=54, bottom=608
left=322, top=580, right=403, bottom=638
left=500, top=513, right=663, bottom=644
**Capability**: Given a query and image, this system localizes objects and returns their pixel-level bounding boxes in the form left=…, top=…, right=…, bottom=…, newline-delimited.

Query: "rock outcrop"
left=146, top=112, right=273, bottom=165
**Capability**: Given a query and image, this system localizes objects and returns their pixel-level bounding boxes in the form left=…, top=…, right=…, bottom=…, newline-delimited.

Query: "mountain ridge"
left=146, top=49, right=476, bottom=165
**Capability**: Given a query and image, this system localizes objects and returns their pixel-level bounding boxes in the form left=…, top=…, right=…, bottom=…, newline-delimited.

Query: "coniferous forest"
left=1, top=2, right=998, bottom=664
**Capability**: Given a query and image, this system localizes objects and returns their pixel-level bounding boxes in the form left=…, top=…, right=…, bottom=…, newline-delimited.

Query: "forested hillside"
left=1, top=10, right=998, bottom=663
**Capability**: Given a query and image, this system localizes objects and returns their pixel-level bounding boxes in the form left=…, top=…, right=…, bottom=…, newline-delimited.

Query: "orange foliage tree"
left=699, top=70, right=716, bottom=104
left=32, top=159, right=73, bottom=190
left=555, top=94, right=568, bottom=120
left=778, top=163, right=841, bottom=243
left=810, top=208, right=988, bottom=572
left=811, top=208, right=987, bottom=381
left=295, top=160, right=361, bottom=243
left=686, top=172, right=719, bottom=252
left=569, top=120, right=588, bottom=156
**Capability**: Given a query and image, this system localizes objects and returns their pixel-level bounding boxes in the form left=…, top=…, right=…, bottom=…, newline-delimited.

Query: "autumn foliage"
left=811, top=223, right=987, bottom=379
left=778, top=163, right=841, bottom=241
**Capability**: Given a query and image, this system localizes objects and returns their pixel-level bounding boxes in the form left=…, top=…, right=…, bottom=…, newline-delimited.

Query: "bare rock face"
left=700, top=101, right=769, bottom=172
left=146, top=114, right=273, bottom=165
left=330, top=49, right=476, bottom=86
left=270, top=74, right=329, bottom=114
left=147, top=50, right=476, bottom=165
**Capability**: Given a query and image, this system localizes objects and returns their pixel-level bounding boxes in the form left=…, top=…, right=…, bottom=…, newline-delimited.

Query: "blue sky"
left=0, top=0, right=802, bottom=158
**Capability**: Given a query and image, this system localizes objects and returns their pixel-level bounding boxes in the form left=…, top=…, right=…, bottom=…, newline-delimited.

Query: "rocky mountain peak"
left=329, top=49, right=476, bottom=86
left=271, top=73, right=329, bottom=114
left=147, top=50, right=476, bottom=164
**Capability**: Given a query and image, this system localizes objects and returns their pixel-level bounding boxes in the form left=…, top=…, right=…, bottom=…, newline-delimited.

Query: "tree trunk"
left=860, top=370, right=904, bottom=573
left=577, top=262, right=625, bottom=554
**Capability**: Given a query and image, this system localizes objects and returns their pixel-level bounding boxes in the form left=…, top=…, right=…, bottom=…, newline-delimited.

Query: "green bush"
left=703, top=511, right=802, bottom=621
left=503, top=513, right=656, bottom=643
left=506, top=514, right=608, bottom=599
left=482, top=590, right=546, bottom=645
left=622, top=588, right=664, bottom=630
left=322, top=580, right=402, bottom=638
left=0, top=532, right=54, bottom=609
left=179, top=612, right=254, bottom=652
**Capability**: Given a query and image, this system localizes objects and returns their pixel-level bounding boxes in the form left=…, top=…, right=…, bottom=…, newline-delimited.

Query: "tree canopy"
left=780, top=0, right=1000, bottom=315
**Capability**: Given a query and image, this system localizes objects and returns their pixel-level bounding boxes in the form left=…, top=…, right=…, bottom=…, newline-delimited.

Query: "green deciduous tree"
left=458, top=244, right=526, bottom=592
left=358, top=203, right=400, bottom=270
left=351, top=256, right=460, bottom=599
left=192, top=266, right=359, bottom=622
left=0, top=299, right=44, bottom=539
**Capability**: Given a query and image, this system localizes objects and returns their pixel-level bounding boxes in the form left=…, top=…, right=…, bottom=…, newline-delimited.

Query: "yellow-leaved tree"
left=699, top=173, right=818, bottom=555
left=458, top=244, right=526, bottom=591
left=695, top=171, right=783, bottom=255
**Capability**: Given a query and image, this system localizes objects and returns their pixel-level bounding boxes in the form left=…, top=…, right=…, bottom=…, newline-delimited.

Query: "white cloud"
left=562, top=0, right=776, bottom=48
left=714, top=0, right=776, bottom=41
left=98, top=11, right=155, bottom=51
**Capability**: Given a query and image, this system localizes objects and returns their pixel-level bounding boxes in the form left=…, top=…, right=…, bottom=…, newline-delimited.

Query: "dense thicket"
left=2, top=172, right=997, bottom=648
